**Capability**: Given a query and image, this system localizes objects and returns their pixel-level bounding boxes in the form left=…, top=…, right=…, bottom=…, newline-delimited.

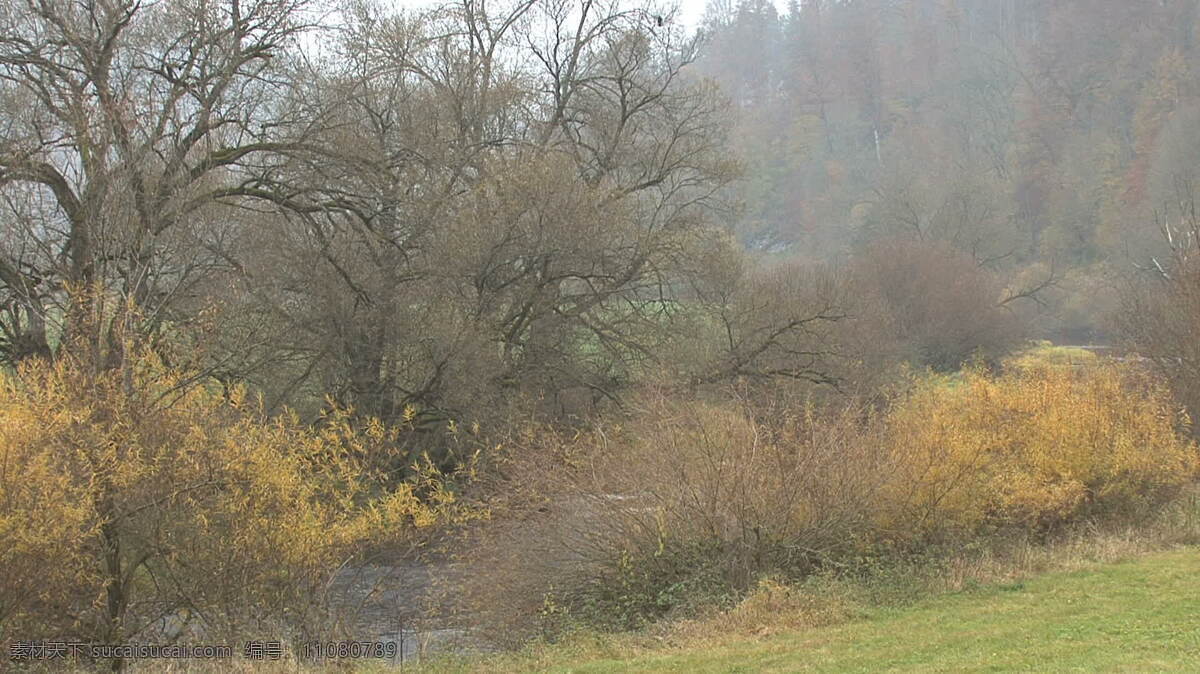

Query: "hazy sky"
left=384, top=1, right=747, bottom=30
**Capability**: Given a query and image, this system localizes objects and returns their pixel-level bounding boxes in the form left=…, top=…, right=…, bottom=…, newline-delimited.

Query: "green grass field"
left=442, top=547, right=1200, bottom=673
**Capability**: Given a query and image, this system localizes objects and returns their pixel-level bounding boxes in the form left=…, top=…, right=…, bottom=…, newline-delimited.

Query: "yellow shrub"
left=883, top=362, right=1198, bottom=538
left=460, top=362, right=1198, bottom=638
left=0, top=349, right=476, bottom=647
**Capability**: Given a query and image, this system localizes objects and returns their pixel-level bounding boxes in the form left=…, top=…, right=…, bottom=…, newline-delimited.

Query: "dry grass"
left=669, top=488, right=1200, bottom=650
left=451, top=355, right=1198, bottom=645
left=418, top=491, right=1200, bottom=673
left=452, top=391, right=895, bottom=643
left=38, top=495, right=1193, bottom=672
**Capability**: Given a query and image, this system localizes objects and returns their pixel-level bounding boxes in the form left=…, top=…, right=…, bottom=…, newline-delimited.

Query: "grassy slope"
left=532, top=548, right=1200, bottom=673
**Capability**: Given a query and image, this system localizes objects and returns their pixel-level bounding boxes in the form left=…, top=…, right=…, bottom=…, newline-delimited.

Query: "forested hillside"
left=696, top=0, right=1200, bottom=342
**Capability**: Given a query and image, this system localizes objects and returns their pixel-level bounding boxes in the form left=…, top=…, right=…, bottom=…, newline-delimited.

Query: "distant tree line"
left=696, top=0, right=1200, bottom=344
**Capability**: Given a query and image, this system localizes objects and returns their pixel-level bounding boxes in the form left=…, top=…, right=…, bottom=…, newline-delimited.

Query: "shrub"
left=458, top=392, right=891, bottom=641
left=851, top=238, right=1025, bottom=371
left=0, top=347, right=475, bottom=653
left=883, top=360, right=1198, bottom=539
left=460, top=358, right=1197, bottom=642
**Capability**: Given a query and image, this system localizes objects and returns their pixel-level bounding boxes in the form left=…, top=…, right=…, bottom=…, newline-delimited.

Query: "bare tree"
left=0, top=0, right=319, bottom=366
left=1117, top=189, right=1200, bottom=430
left=224, top=0, right=741, bottom=426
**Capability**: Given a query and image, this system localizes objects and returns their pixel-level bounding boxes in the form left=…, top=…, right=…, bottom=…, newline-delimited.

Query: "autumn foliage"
left=464, top=354, right=1199, bottom=638
left=0, top=347, right=473, bottom=648
left=884, top=358, right=1198, bottom=539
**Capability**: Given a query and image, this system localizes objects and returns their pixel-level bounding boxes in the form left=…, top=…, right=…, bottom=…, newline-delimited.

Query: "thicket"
left=849, top=238, right=1027, bottom=371
left=459, top=355, right=1198, bottom=642
left=885, top=359, right=1195, bottom=538
left=0, top=342, right=476, bottom=654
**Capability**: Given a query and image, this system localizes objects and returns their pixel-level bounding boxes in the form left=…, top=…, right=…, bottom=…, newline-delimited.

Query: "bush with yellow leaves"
left=0, top=346, right=475, bottom=652
left=884, top=360, right=1198, bottom=539
left=463, top=358, right=1198, bottom=641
